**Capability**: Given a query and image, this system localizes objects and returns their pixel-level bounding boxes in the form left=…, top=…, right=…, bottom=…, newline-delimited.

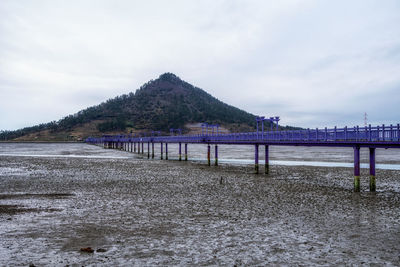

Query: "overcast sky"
left=1, top=0, right=399, bottom=130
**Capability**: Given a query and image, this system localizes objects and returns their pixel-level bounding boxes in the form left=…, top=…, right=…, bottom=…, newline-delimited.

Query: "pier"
left=86, top=123, right=400, bottom=192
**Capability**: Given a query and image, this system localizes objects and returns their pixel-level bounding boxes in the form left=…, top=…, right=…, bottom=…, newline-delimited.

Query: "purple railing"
left=86, top=124, right=400, bottom=145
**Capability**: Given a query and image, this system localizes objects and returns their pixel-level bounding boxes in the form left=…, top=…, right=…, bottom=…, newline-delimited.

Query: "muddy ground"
left=0, top=144, right=399, bottom=266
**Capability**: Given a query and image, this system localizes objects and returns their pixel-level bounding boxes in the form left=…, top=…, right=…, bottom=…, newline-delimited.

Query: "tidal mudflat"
left=0, top=143, right=399, bottom=265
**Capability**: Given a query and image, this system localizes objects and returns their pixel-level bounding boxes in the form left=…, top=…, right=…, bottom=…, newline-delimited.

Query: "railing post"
left=134, top=142, right=136, bottom=153
left=356, top=125, right=359, bottom=141
left=142, top=142, right=144, bottom=154
left=161, top=142, right=163, bottom=159
left=166, top=143, right=168, bottom=160
left=382, top=124, right=385, bottom=141
left=334, top=126, right=337, bottom=140
left=377, top=125, right=380, bottom=141
left=398, top=124, right=400, bottom=142
left=369, top=124, right=372, bottom=141
left=185, top=143, right=188, bottom=161
left=364, top=126, right=367, bottom=141
left=147, top=142, right=150, bottom=159
left=390, top=124, right=393, bottom=141
left=151, top=142, right=154, bottom=159
left=354, top=146, right=360, bottom=192
left=369, top=147, right=376, bottom=192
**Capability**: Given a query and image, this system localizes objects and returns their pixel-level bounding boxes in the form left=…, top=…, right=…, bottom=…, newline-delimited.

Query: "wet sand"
left=0, top=144, right=399, bottom=265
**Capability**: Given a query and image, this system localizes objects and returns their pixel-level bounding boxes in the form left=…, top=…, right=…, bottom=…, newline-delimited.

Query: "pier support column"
left=131, top=142, right=133, bottom=152
left=354, top=146, right=361, bottom=192
left=179, top=143, right=182, bottom=161
left=185, top=143, right=188, bottom=161
left=207, top=145, right=211, bottom=166
left=134, top=142, right=136, bottom=153
left=166, top=143, right=168, bottom=160
left=255, top=144, right=259, bottom=174
left=142, top=142, right=144, bottom=154
left=138, top=142, right=140, bottom=154
left=215, top=145, right=218, bottom=166
left=161, top=142, right=163, bottom=159
left=265, top=145, right=269, bottom=174
left=147, top=142, right=150, bottom=159
left=152, top=142, right=154, bottom=159
left=369, top=147, right=376, bottom=192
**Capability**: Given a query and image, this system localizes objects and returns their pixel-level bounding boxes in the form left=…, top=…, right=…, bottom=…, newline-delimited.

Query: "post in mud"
left=354, top=146, right=360, bottom=192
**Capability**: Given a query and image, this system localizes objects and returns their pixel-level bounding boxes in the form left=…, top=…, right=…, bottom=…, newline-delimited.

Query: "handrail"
left=85, top=124, right=400, bottom=144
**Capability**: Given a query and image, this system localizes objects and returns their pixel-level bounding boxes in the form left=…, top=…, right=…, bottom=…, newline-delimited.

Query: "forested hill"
left=1, top=73, right=263, bottom=141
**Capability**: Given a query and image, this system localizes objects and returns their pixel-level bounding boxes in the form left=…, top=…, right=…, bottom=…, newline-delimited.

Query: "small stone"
left=80, top=247, right=94, bottom=253
left=96, top=248, right=107, bottom=253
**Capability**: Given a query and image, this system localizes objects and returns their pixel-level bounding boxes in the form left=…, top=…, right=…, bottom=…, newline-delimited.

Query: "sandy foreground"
left=0, top=144, right=399, bottom=266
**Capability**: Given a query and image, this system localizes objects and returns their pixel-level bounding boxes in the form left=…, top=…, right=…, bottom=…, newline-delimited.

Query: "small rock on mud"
left=80, top=247, right=94, bottom=253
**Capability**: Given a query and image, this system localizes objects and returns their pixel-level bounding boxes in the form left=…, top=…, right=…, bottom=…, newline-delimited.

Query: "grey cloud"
left=0, top=0, right=399, bottom=130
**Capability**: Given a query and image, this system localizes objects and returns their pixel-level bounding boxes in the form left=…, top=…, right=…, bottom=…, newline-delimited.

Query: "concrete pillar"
left=354, top=146, right=360, bottom=192
left=179, top=142, right=182, bottom=161
left=138, top=142, right=140, bottom=153
left=134, top=142, right=136, bottom=153
left=142, top=142, right=144, bottom=154
left=152, top=142, right=154, bottom=159
left=255, top=144, right=259, bottom=174
left=207, top=144, right=211, bottom=166
left=265, top=145, right=269, bottom=174
left=185, top=143, right=188, bottom=161
left=369, top=147, right=376, bottom=192
left=161, top=142, right=163, bottom=160
left=215, top=145, right=218, bottom=166
left=147, top=142, right=150, bottom=159
left=166, top=143, right=168, bottom=160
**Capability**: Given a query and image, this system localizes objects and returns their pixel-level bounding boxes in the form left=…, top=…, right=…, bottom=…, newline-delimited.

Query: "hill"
left=1, top=73, right=269, bottom=141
